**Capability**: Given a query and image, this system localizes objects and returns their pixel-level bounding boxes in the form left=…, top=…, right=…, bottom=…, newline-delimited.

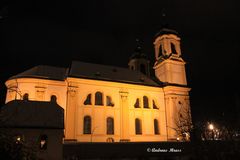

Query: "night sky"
left=0, top=0, right=240, bottom=124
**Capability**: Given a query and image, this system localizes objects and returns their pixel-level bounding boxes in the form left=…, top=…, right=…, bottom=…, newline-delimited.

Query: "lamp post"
left=208, top=123, right=214, bottom=140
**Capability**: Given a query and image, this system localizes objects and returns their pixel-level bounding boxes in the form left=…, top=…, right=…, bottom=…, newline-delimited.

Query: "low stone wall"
left=63, top=141, right=240, bottom=160
left=63, top=142, right=192, bottom=160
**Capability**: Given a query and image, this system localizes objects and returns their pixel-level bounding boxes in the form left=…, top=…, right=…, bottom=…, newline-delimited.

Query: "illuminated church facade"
left=5, top=28, right=191, bottom=142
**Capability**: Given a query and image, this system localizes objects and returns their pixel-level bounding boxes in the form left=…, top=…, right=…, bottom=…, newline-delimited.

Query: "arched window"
left=39, top=135, right=48, bottom=150
left=140, top=64, right=146, bottom=75
left=134, top=98, right=140, bottom=108
left=95, top=92, right=103, bottom=105
left=153, top=100, right=159, bottom=109
left=83, top=116, right=91, bottom=134
left=143, top=96, right=149, bottom=108
left=106, top=96, right=114, bottom=107
left=154, top=119, right=160, bottom=135
left=23, top=93, right=29, bottom=100
left=50, top=95, right=57, bottom=103
left=107, top=117, right=114, bottom=135
left=159, top=45, right=163, bottom=57
left=171, top=43, right=177, bottom=54
left=135, top=118, right=142, bottom=135
left=84, top=94, right=92, bottom=105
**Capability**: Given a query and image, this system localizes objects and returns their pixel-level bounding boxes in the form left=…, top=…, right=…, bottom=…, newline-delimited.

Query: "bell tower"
left=153, top=28, right=187, bottom=85
left=128, top=39, right=150, bottom=76
left=153, top=27, right=191, bottom=141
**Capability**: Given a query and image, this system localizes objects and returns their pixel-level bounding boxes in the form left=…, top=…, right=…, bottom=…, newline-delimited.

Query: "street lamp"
left=208, top=123, right=214, bottom=140
left=208, top=124, right=214, bottom=130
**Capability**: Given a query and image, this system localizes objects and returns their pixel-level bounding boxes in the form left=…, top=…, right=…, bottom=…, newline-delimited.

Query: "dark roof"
left=130, top=46, right=148, bottom=60
left=0, top=100, right=64, bottom=129
left=9, top=65, right=68, bottom=81
left=69, top=61, right=160, bottom=87
left=155, top=28, right=180, bottom=38
left=130, top=52, right=148, bottom=60
left=9, top=61, right=161, bottom=87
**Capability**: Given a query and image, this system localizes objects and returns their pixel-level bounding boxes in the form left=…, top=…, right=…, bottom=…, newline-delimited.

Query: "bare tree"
left=7, top=85, right=23, bottom=100
left=90, top=126, right=98, bottom=142
left=174, top=103, right=193, bottom=141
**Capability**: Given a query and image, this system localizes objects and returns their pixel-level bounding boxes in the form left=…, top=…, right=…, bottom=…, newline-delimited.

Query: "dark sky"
left=1, top=0, right=240, bottom=123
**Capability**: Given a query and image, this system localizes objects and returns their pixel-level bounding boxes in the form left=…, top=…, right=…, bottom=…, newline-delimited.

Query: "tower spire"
left=128, top=39, right=150, bottom=76
left=161, top=8, right=169, bottom=28
left=134, top=38, right=142, bottom=54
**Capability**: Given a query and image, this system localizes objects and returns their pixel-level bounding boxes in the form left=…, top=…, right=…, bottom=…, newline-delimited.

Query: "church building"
left=4, top=28, right=191, bottom=142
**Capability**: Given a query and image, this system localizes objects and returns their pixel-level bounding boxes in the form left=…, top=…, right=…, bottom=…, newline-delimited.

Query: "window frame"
left=95, top=91, right=104, bottom=106
left=135, top=118, right=142, bottom=135
left=83, top=116, right=92, bottom=134
left=50, top=95, right=57, bottom=102
left=23, top=93, right=29, bottom=100
left=143, top=96, right=149, bottom=109
left=171, top=42, right=177, bottom=54
left=106, top=96, right=114, bottom=107
left=84, top=94, right=92, bottom=105
left=154, top=119, right=160, bottom=135
left=152, top=99, right=159, bottom=109
left=106, top=117, right=114, bottom=135
left=159, top=44, right=163, bottom=57
left=134, top=98, right=141, bottom=108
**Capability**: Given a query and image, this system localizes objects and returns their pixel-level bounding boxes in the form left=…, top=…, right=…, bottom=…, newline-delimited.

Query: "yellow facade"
left=5, top=28, right=191, bottom=142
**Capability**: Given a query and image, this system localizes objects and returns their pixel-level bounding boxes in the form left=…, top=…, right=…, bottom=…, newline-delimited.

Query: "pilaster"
left=65, top=85, right=78, bottom=140
left=119, top=89, right=130, bottom=141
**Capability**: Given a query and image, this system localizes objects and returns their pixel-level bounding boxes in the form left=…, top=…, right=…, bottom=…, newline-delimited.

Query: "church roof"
left=69, top=61, right=160, bottom=86
left=9, top=65, right=68, bottom=81
left=129, top=44, right=149, bottom=60
left=130, top=53, right=148, bottom=59
left=0, top=100, right=64, bottom=129
left=155, top=28, right=179, bottom=38
left=9, top=61, right=161, bottom=87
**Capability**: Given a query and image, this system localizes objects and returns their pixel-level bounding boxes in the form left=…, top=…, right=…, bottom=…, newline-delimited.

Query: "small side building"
left=0, top=99, right=64, bottom=160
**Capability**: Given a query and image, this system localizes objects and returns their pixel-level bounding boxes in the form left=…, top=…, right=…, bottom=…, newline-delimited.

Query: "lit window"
left=107, top=117, right=114, bottom=135
left=153, top=100, right=159, bottom=109
left=135, top=118, right=142, bottom=135
left=106, top=96, right=114, bottom=107
left=154, top=119, right=160, bottom=135
left=84, top=94, right=92, bottom=105
left=39, top=135, right=48, bottom=150
left=134, top=98, right=140, bottom=108
left=143, top=96, right=149, bottom=108
left=83, top=116, right=91, bottom=134
left=95, top=92, right=103, bottom=105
